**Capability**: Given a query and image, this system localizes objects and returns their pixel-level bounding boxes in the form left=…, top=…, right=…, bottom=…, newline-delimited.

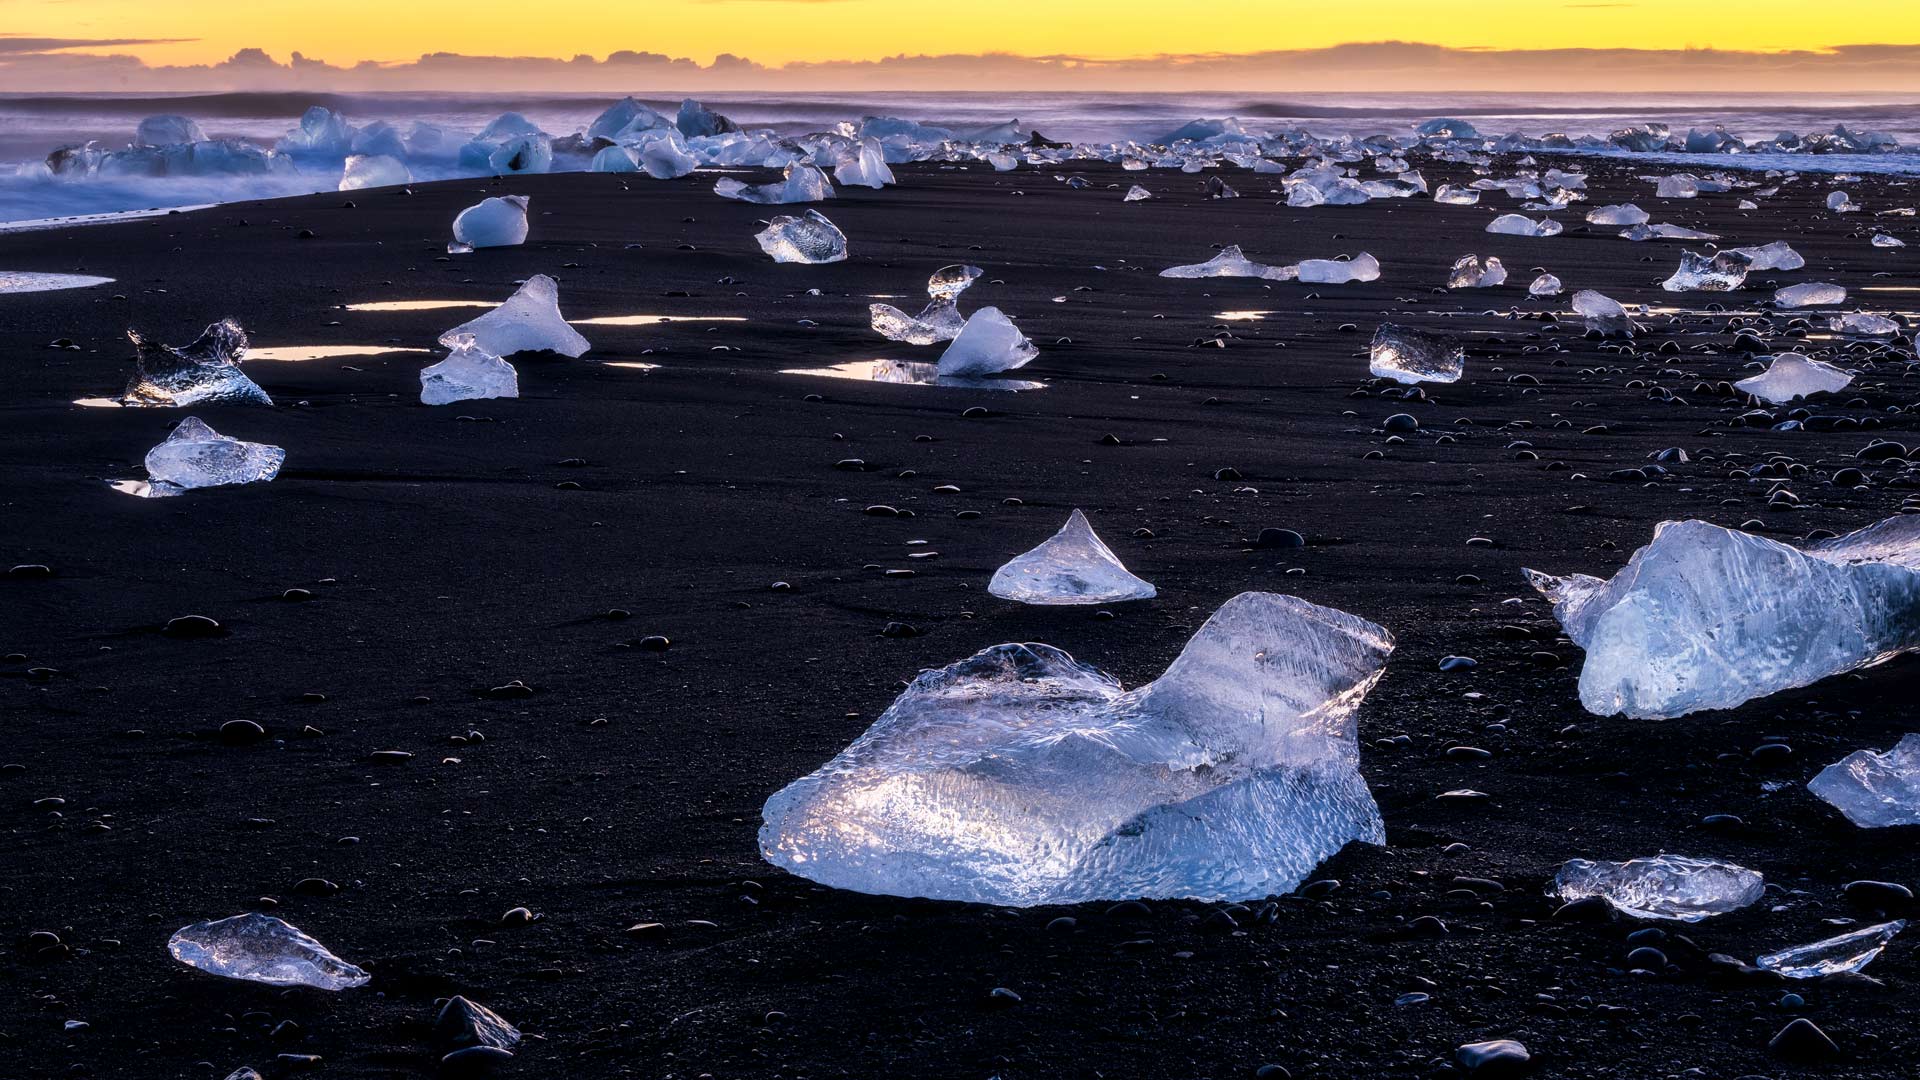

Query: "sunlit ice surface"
left=780, top=359, right=1043, bottom=392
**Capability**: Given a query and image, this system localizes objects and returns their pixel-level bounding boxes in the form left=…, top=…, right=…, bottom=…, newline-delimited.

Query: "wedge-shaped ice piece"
left=989, top=509, right=1156, bottom=605
left=1370, top=324, right=1463, bottom=384
left=1758, top=920, right=1905, bottom=978
left=755, top=209, right=847, bottom=264
left=1529, top=274, right=1563, bottom=297
left=449, top=195, right=529, bottom=253
left=1736, top=353, right=1852, bottom=403
left=438, top=275, right=589, bottom=358
left=1775, top=282, right=1847, bottom=308
left=1809, top=734, right=1920, bottom=828
left=1124, top=184, right=1152, bottom=202
left=759, top=591, right=1393, bottom=904
left=1661, top=249, right=1751, bottom=292
left=1159, top=245, right=1272, bottom=279
left=121, top=319, right=270, bottom=407
left=1487, top=214, right=1562, bottom=237
left=1525, top=515, right=1920, bottom=719
left=1728, top=240, right=1805, bottom=271
left=1294, top=253, right=1380, bottom=284
left=421, top=335, right=518, bottom=405
left=1831, top=312, right=1900, bottom=337
left=1551, top=855, right=1762, bottom=922
left=869, top=264, right=981, bottom=344
left=937, top=307, right=1036, bottom=377
left=714, top=164, right=835, bottom=205
left=1447, top=255, right=1505, bottom=288
left=169, top=913, right=368, bottom=990
left=834, top=137, right=895, bottom=189
left=1586, top=203, right=1649, bottom=226
left=340, top=154, right=409, bottom=191
left=144, top=417, right=284, bottom=493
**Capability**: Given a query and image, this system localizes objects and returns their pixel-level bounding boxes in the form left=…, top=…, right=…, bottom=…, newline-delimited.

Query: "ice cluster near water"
left=1526, top=514, right=1920, bottom=719
left=988, top=509, right=1156, bottom=605
left=449, top=195, right=529, bottom=253
left=1370, top=324, right=1464, bottom=385
left=938, top=307, right=1037, bottom=377
left=755, top=209, right=848, bottom=264
left=121, top=320, right=271, bottom=407
left=759, top=591, right=1394, bottom=905
left=1808, top=735, right=1920, bottom=827
left=1758, top=921, right=1906, bottom=979
left=143, top=417, right=285, bottom=494
left=1551, top=855, right=1763, bottom=921
left=169, top=913, right=368, bottom=990
left=1661, top=249, right=1752, bottom=292
left=420, top=335, right=519, bottom=405
left=438, top=275, right=589, bottom=358
left=870, top=264, right=982, bottom=344
left=1447, top=255, right=1506, bottom=289
left=1735, top=354, right=1853, bottom=403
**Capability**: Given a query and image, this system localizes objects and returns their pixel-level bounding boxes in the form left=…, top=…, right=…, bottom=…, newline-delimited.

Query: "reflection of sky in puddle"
left=73, top=397, right=122, bottom=408
left=575, top=314, right=748, bottom=327
left=1, top=272, right=115, bottom=294
left=249, top=345, right=430, bottom=362
left=1215, top=310, right=1272, bottom=321
left=108, top=479, right=178, bottom=498
left=781, top=359, right=1043, bottom=391
left=346, top=300, right=492, bottom=312
left=600, top=361, right=661, bottom=370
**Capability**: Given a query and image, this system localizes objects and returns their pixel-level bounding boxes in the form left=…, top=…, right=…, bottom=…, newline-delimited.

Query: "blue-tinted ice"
left=168, top=913, right=369, bottom=990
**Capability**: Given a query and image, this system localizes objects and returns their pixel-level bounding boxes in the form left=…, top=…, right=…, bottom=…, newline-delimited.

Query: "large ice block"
left=1526, top=515, right=1920, bottom=719
left=937, top=307, right=1037, bottom=377
left=449, top=195, right=529, bottom=253
left=834, top=137, right=895, bottom=189
left=1808, top=735, right=1920, bottom=827
left=143, top=417, right=284, bottom=493
left=1369, top=324, right=1464, bottom=384
left=1551, top=855, right=1763, bottom=921
left=420, top=335, right=519, bottom=405
left=438, top=275, right=589, bottom=358
left=754, top=210, right=848, bottom=264
left=760, top=591, right=1394, bottom=904
left=121, top=319, right=271, bottom=407
left=1735, top=354, right=1852, bottom=403
left=988, top=509, right=1157, bottom=605
left=169, top=913, right=368, bottom=990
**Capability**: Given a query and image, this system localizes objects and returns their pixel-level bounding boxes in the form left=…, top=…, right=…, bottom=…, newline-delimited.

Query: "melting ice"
left=988, top=509, right=1157, bottom=604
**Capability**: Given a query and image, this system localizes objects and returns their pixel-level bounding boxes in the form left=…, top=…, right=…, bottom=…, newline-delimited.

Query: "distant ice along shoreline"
left=1, top=92, right=1917, bottom=225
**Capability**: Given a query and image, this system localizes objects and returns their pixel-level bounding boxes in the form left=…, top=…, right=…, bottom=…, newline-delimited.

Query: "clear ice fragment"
left=168, top=913, right=367, bottom=990
left=1551, top=855, right=1763, bottom=922
left=1586, top=204, right=1649, bottom=226
left=759, top=591, right=1394, bottom=905
left=121, top=319, right=271, bottom=407
left=1571, top=289, right=1635, bottom=335
left=1369, top=324, right=1464, bottom=384
left=1736, top=354, right=1853, bottom=403
left=420, top=335, right=518, bottom=405
left=1529, top=273, right=1563, bottom=297
left=1727, top=241, right=1805, bottom=271
left=1124, top=185, right=1152, bottom=202
left=1620, top=223, right=1719, bottom=242
left=833, top=137, right=895, bottom=189
left=1159, top=245, right=1272, bottom=279
left=714, top=164, right=835, bottom=205
left=1809, top=735, right=1920, bottom=828
left=755, top=209, right=848, bottom=264
left=1486, top=214, right=1562, bottom=237
left=988, top=509, right=1157, bottom=605
left=1827, top=190, right=1861, bottom=214
left=143, top=417, right=284, bottom=493
left=1447, top=255, right=1505, bottom=289
left=1830, top=312, right=1900, bottom=337
left=1757, top=920, right=1905, bottom=978
left=438, top=275, right=589, bottom=358
left=1294, top=253, right=1380, bottom=284
left=1872, top=233, right=1906, bottom=248
left=450, top=195, right=529, bottom=252
left=339, top=154, right=409, bottom=191
left=1432, top=184, right=1480, bottom=206
left=937, top=307, right=1036, bottom=377
left=1775, top=282, right=1847, bottom=308
left=1661, top=249, right=1752, bottom=292
left=869, top=265, right=981, bottom=344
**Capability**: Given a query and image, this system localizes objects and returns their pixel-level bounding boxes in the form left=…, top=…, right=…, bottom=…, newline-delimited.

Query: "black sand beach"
left=4, top=160, right=1920, bottom=1078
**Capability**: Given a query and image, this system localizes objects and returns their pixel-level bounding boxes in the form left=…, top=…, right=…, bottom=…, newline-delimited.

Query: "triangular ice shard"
left=420, top=335, right=519, bottom=405
left=121, top=319, right=271, bottom=407
left=759, top=591, right=1394, bottom=905
left=936, top=307, right=1036, bottom=377
left=989, top=509, right=1156, bottom=605
left=438, top=274, right=589, bottom=358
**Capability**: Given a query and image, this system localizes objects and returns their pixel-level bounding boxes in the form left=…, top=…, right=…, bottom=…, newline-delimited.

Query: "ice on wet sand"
left=1758, top=921, right=1905, bottom=979
left=1808, top=735, right=1920, bottom=827
left=1486, top=214, right=1561, bottom=237
left=449, top=195, right=529, bottom=253
left=143, top=417, right=285, bottom=493
left=1735, top=354, right=1852, bottom=403
left=988, top=509, right=1156, bottom=604
left=937, top=307, right=1037, bottom=377
left=1370, top=324, right=1464, bottom=384
left=169, top=912, right=367, bottom=990
left=1295, top=253, right=1380, bottom=284
left=1775, top=282, right=1847, bottom=308
left=420, top=335, right=519, bottom=405
left=870, top=264, right=981, bottom=344
left=1661, top=249, right=1751, bottom=292
left=755, top=210, right=848, bottom=264
left=1529, top=274, right=1563, bottom=297
left=1551, top=855, right=1763, bottom=921
left=1728, top=241, right=1805, bottom=271
left=438, top=274, right=589, bottom=358
left=1159, top=245, right=1271, bottom=279
left=121, top=319, right=271, bottom=407
left=1571, top=290, right=1635, bottom=335
left=759, top=591, right=1394, bottom=905
left=1447, top=255, right=1505, bottom=288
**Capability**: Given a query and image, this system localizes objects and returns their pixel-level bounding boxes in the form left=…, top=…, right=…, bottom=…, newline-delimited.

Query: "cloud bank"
left=5, top=40, right=1920, bottom=93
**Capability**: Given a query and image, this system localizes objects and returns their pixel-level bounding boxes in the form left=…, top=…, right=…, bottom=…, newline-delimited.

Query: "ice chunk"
left=937, top=307, right=1037, bottom=377
left=1736, top=353, right=1854, bottom=403
left=834, top=137, right=895, bottom=189
left=1727, top=241, right=1805, bottom=271
left=1831, top=312, right=1900, bottom=337
left=1159, top=245, right=1272, bottom=279
left=588, top=97, right=668, bottom=142
left=676, top=98, right=738, bottom=139
left=121, top=319, right=270, bottom=407
left=755, top=209, right=848, bottom=264
left=989, top=509, right=1156, bottom=605
left=1586, top=204, right=1649, bottom=226
left=634, top=130, right=699, bottom=179
left=1571, top=289, right=1636, bottom=335
left=1873, top=233, right=1907, bottom=248
left=1620, top=223, right=1720, bottom=242
left=714, top=164, right=835, bottom=205
left=1809, top=735, right=1920, bottom=828
left=0, top=272, right=114, bottom=295
left=438, top=275, right=589, bottom=358
left=436, top=996, right=521, bottom=1052
left=449, top=195, right=529, bottom=253
left=1827, top=190, right=1861, bottom=214
left=1447, top=255, right=1506, bottom=289
left=1775, top=282, right=1847, bottom=308
left=143, top=417, right=284, bottom=494
left=1205, top=176, right=1240, bottom=200
left=1124, top=184, right=1152, bottom=202
left=136, top=115, right=206, bottom=147
left=1525, top=514, right=1920, bottom=719
left=420, top=335, right=518, bottom=405
left=278, top=106, right=353, bottom=156
left=1551, top=855, right=1763, bottom=922
left=1432, top=184, right=1480, bottom=206
left=592, top=145, right=640, bottom=173
left=1757, top=921, right=1905, bottom=979
left=869, top=264, right=981, bottom=344
left=169, top=913, right=368, bottom=990
left=1654, top=175, right=1699, bottom=199
left=1486, top=214, right=1562, bottom=237
left=759, top=591, right=1393, bottom=905
left=339, top=154, right=409, bottom=191
left=1660, top=249, right=1752, bottom=292
left=1294, top=253, right=1380, bottom=284
left=1369, top=324, right=1464, bottom=384
left=1529, top=273, right=1563, bottom=297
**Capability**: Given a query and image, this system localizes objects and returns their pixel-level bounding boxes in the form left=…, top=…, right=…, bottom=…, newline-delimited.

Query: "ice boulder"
left=438, top=274, right=589, bottom=358
left=169, top=913, right=367, bottom=990
left=754, top=210, right=848, bottom=264
left=1736, top=354, right=1852, bottom=403
left=989, top=509, right=1156, bottom=604
left=144, top=417, right=285, bottom=494
left=1775, top=282, right=1847, bottom=308
left=870, top=264, right=981, bottom=344
left=1370, top=324, right=1464, bottom=384
left=589, top=96, right=669, bottom=142
left=1551, top=855, right=1763, bottom=921
left=420, top=335, right=518, bottom=405
left=339, top=153, right=409, bottom=191
left=136, top=115, right=206, bottom=147
left=1525, top=514, right=1920, bottom=719
left=121, top=319, right=270, bottom=407
left=449, top=195, right=529, bottom=253
left=1661, top=249, right=1752, bottom=292
left=834, top=137, right=895, bottom=189
left=636, top=130, right=699, bottom=179
left=715, top=164, right=835, bottom=205
left=592, top=145, right=641, bottom=173
left=937, top=307, right=1036, bottom=377
left=1810, top=735, right=1920, bottom=828
left=759, top=591, right=1394, bottom=905
left=1447, top=255, right=1506, bottom=289
left=278, top=106, right=353, bottom=156
left=1486, top=214, right=1562, bottom=237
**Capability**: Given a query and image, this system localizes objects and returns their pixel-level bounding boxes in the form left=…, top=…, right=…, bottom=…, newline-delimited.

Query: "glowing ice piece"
left=1369, top=324, right=1463, bottom=384
left=834, top=137, right=895, bottom=189
left=1486, top=214, right=1562, bottom=237
left=1586, top=204, right=1649, bottom=226
left=937, top=307, right=1036, bottom=377
left=1447, top=255, right=1505, bottom=288
left=339, top=154, right=409, bottom=191
left=1661, top=249, right=1752, bottom=292
left=1159, top=245, right=1273, bottom=279
left=1775, top=282, right=1847, bottom=308
left=438, top=274, right=589, bottom=358
left=1809, top=735, right=1920, bottom=828
left=1727, top=241, right=1805, bottom=271
left=755, top=210, right=848, bottom=264
left=989, top=509, right=1156, bottom=605
left=143, top=417, right=284, bottom=493
left=1831, top=312, right=1900, bottom=337
left=121, top=320, right=270, bottom=407
left=1572, top=289, right=1635, bottom=335
left=1525, top=514, right=1920, bottom=719
left=1736, top=354, right=1852, bottom=403
left=870, top=264, right=982, bottom=344
left=1294, top=253, right=1380, bottom=284
left=1124, top=185, right=1152, bottom=202
left=1551, top=855, right=1763, bottom=922
left=449, top=195, right=529, bottom=253
left=759, top=591, right=1394, bottom=905
left=1758, top=921, right=1905, bottom=978
left=1529, top=274, right=1563, bottom=297
left=168, top=913, right=368, bottom=990
left=420, top=335, right=518, bottom=405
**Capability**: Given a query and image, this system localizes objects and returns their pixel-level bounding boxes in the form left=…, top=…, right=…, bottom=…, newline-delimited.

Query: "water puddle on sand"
left=248, top=345, right=430, bottom=362
left=1214, top=310, right=1273, bottom=321
left=345, top=300, right=492, bottom=312
left=781, top=359, right=1043, bottom=392
left=574, top=314, right=747, bottom=327
left=1, top=272, right=115, bottom=294
left=600, top=361, right=661, bottom=371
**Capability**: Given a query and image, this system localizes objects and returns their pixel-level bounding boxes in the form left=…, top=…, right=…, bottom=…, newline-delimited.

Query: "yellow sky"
left=17, top=0, right=1920, bottom=66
